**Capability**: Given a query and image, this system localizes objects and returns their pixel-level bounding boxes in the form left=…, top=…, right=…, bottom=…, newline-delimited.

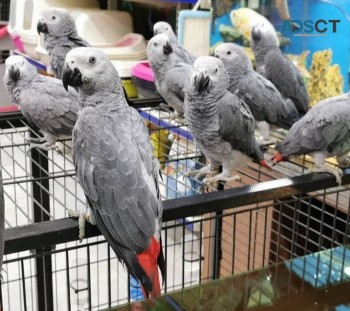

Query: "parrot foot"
left=159, top=103, right=171, bottom=111
left=307, top=166, right=343, bottom=185
left=68, top=209, right=96, bottom=241
left=25, top=136, right=46, bottom=143
left=168, top=114, right=185, bottom=123
left=337, top=155, right=350, bottom=168
left=26, top=143, right=59, bottom=155
left=203, top=173, right=241, bottom=186
left=184, top=166, right=218, bottom=180
left=258, top=139, right=276, bottom=148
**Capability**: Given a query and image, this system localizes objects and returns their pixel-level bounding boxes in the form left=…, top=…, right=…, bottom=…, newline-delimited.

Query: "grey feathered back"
left=277, top=93, right=350, bottom=157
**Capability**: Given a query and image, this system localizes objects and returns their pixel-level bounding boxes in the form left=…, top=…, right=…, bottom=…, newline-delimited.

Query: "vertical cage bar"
left=31, top=145, right=53, bottom=311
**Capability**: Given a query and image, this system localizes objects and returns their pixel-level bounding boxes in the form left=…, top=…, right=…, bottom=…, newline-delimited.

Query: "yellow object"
left=307, top=49, right=343, bottom=107
left=286, top=50, right=310, bottom=78
left=230, top=8, right=278, bottom=44
left=149, top=128, right=174, bottom=169
left=122, top=79, right=138, bottom=98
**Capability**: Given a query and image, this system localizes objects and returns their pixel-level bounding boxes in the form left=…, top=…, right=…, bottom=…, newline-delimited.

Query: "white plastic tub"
left=9, top=0, right=99, bottom=58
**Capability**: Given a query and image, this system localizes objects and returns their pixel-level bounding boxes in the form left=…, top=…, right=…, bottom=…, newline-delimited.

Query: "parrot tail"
left=136, top=236, right=161, bottom=300
left=271, top=152, right=286, bottom=165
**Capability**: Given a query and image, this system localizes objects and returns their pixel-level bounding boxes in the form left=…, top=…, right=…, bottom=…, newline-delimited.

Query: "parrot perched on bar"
left=250, top=22, right=309, bottom=117
left=215, top=42, right=299, bottom=142
left=3, top=55, right=79, bottom=152
left=272, top=92, right=350, bottom=185
left=153, top=21, right=196, bottom=65
left=147, top=34, right=193, bottom=120
left=184, top=56, right=270, bottom=185
left=62, top=47, right=165, bottom=300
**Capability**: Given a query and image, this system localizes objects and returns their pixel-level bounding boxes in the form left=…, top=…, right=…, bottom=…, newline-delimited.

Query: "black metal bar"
left=4, top=168, right=350, bottom=255
left=87, top=246, right=92, bottom=311
left=65, top=250, right=71, bottom=311
left=213, top=182, right=224, bottom=279
left=21, top=260, right=27, bottom=311
left=31, top=140, right=53, bottom=311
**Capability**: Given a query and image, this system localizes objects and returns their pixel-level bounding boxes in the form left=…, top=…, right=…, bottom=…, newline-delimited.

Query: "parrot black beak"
left=37, top=20, right=48, bottom=35
left=154, top=29, right=159, bottom=35
left=163, top=41, right=173, bottom=55
left=9, top=65, right=20, bottom=81
left=62, top=63, right=83, bottom=91
left=194, top=72, right=210, bottom=93
left=214, top=53, right=220, bottom=59
left=251, top=27, right=261, bottom=41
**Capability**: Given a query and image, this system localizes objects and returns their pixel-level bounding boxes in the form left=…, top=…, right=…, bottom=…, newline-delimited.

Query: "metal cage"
left=0, top=99, right=350, bottom=311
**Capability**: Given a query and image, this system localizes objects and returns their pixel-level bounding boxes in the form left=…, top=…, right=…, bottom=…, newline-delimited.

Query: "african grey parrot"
left=37, top=8, right=90, bottom=79
left=184, top=56, right=270, bottom=185
left=153, top=21, right=196, bottom=65
left=215, top=43, right=299, bottom=142
left=272, top=92, right=350, bottom=185
left=62, top=47, right=165, bottom=299
left=3, top=55, right=79, bottom=152
left=250, top=23, right=309, bottom=117
left=147, top=34, right=193, bottom=120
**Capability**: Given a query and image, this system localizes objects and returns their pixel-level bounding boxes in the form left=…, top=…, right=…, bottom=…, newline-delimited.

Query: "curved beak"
left=9, top=64, right=20, bottom=81
left=251, top=27, right=261, bottom=41
left=37, top=19, right=48, bottom=35
left=194, top=72, right=210, bottom=93
left=62, top=63, right=83, bottom=91
left=163, top=41, right=173, bottom=55
left=154, top=29, right=159, bottom=35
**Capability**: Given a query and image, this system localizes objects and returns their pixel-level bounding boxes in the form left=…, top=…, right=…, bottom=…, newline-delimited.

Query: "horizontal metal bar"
left=4, top=168, right=350, bottom=254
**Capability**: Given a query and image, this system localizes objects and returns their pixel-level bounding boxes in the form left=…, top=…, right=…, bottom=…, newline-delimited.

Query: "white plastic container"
left=35, top=9, right=134, bottom=63
left=72, top=9, right=133, bottom=47
left=8, top=0, right=99, bottom=58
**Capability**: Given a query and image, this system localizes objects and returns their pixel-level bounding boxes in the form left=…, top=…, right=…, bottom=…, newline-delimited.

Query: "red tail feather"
left=136, top=236, right=161, bottom=300
left=271, top=152, right=286, bottom=164
left=260, top=159, right=271, bottom=170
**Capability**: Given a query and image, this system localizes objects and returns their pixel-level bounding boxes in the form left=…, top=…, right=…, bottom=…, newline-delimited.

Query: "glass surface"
left=108, top=245, right=350, bottom=311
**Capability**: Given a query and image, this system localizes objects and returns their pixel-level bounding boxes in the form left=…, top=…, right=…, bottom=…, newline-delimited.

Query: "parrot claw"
left=337, top=155, right=350, bottom=168
left=68, top=209, right=96, bottom=241
left=25, top=136, right=46, bottom=143
left=184, top=166, right=218, bottom=180
left=307, top=166, right=343, bottom=185
left=203, top=173, right=241, bottom=186
left=26, top=143, right=59, bottom=155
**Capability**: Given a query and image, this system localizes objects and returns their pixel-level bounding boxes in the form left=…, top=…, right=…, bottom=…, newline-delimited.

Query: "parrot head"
left=250, top=22, right=279, bottom=50
left=153, top=21, right=177, bottom=43
left=62, top=47, right=123, bottom=96
left=4, top=55, right=37, bottom=85
left=191, top=56, right=229, bottom=94
left=215, top=42, right=251, bottom=71
left=147, top=34, right=173, bottom=66
left=37, top=8, right=77, bottom=37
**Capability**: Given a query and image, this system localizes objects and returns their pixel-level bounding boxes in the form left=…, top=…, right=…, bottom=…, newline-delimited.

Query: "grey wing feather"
left=73, top=106, right=162, bottom=279
left=277, top=94, right=350, bottom=156
left=19, top=76, right=79, bottom=136
left=218, top=92, right=262, bottom=162
left=174, top=45, right=196, bottom=64
left=264, top=50, right=309, bottom=114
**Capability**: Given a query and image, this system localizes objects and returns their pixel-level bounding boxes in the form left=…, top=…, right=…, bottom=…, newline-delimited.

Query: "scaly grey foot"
left=68, top=209, right=96, bottom=241
left=203, top=173, right=241, bottom=186
left=27, top=143, right=59, bottom=155
left=184, top=166, right=218, bottom=180
left=26, top=136, right=47, bottom=143
left=308, top=166, right=343, bottom=185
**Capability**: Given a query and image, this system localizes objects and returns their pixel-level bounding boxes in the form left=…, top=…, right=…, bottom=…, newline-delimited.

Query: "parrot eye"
left=215, top=68, right=218, bottom=73
left=52, top=16, right=56, bottom=20
left=166, top=27, right=168, bottom=31
left=89, top=56, right=96, bottom=64
left=227, top=51, right=231, bottom=55
left=154, top=42, right=158, bottom=47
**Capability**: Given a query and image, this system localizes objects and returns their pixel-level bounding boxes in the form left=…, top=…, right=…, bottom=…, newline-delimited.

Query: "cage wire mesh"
left=0, top=105, right=349, bottom=310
